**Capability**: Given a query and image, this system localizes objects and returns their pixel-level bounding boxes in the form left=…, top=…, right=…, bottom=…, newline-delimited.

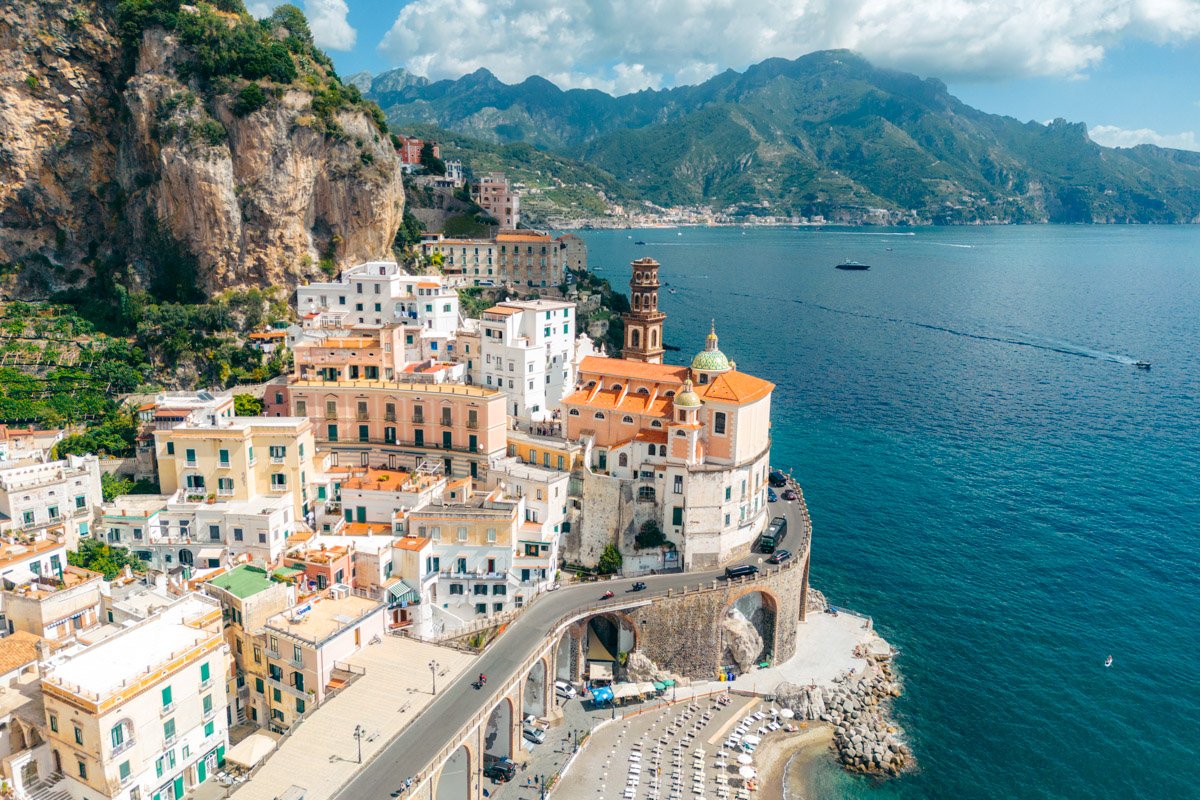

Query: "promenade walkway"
left=232, top=637, right=476, bottom=800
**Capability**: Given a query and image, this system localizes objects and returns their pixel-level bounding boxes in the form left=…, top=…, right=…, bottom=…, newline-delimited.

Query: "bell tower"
left=622, top=257, right=666, bottom=363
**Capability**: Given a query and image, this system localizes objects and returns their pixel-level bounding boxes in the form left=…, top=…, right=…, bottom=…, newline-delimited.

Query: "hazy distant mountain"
left=365, top=51, right=1200, bottom=223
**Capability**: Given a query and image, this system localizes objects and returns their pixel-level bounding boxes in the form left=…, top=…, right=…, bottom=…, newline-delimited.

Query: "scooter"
left=601, top=590, right=614, bottom=599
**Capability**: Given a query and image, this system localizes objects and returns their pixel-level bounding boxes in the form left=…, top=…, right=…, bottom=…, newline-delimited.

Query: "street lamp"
left=429, top=659, right=440, bottom=695
left=353, top=724, right=365, bottom=764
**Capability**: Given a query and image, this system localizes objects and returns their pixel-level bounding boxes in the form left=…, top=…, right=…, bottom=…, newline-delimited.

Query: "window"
left=270, top=445, right=287, bottom=460
left=725, top=486, right=732, bottom=501
left=294, top=644, right=303, bottom=663
left=202, top=694, right=213, bottom=716
left=475, top=603, right=488, bottom=615
left=473, top=584, right=488, bottom=596
left=674, top=475, right=683, bottom=494
left=271, top=473, right=287, bottom=489
left=218, top=477, right=234, bottom=495
left=272, top=688, right=282, bottom=703
left=449, top=584, right=464, bottom=595
left=74, top=725, right=83, bottom=745
left=78, top=760, right=87, bottom=779
left=493, top=584, right=507, bottom=595
left=166, top=441, right=175, bottom=455
left=209, top=525, right=220, bottom=541
left=49, top=714, right=57, bottom=733
left=156, top=756, right=164, bottom=778
left=296, top=399, right=307, bottom=416
left=219, top=448, right=230, bottom=466
left=255, top=677, right=264, bottom=693
left=297, top=698, right=306, bottom=713
left=185, top=448, right=196, bottom=464
left=119, top=761, right=131, bottom=782
left=163, top=718, right=176, bottom=741
left=205, top=720, right=215, bottom=737
left=457, top=527, right=468, bottom=542
left=714, top=411, right=727, bottom=435
left=161, top=686, right=173, bottom=708
left=75, top=494, right=86, bottom=509
left=200, top=662, right=211, bottom=683
left=111, top=723, right=124, bottom=748
left=638, top=486, right=656, bottom=502
left=234, top=527, right=244, bottom=541
left=672, top=507, right=684, bottom=526
left=486, top=527, right=497, bottom=543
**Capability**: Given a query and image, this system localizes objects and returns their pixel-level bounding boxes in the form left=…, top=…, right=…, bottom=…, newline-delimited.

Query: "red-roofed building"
left=562, top=259, right=776, bottom=570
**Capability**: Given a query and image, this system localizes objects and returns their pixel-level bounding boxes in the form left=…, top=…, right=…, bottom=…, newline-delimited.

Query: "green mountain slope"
left=367, top=51, right=1200, bottom=223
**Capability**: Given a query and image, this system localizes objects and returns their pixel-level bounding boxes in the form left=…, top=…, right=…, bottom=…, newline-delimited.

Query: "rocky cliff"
left=0, top=0, right=404, bottom=299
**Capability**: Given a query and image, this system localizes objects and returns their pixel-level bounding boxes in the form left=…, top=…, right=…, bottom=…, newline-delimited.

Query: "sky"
left=249, top=0, right=1200, bottom=151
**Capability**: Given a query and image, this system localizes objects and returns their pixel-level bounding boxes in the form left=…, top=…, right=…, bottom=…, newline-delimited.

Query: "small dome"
left=690, top=321, right=732, bottom=372
left=674, top=379, right=702, bottom=408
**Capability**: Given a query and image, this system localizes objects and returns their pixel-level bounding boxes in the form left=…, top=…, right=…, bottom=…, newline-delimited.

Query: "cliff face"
left=0, top=0, right=404, bottom=298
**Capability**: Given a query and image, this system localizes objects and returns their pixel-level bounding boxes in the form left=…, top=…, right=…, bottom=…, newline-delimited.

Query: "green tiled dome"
left=690, top=348, right=731, bottom=372
left=674, top=380, right=702, bottom=408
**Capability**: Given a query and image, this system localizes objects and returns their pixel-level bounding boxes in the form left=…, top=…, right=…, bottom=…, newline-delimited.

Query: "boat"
left=1105, top=655, right=1113, bottom=667
left=1133, top=361, right=1151, bottom=370
left=635, top=240, right=647, bottom=246
left=835, top=261, right=871, bottom=271
left=669, top=288, right=678, bottom=294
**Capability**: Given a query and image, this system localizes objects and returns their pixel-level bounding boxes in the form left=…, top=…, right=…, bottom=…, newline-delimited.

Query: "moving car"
left=782, top=488, right=798, bottom=501
left=759, top=516, right=787, bottom=554
left=768, top=549, right=792, bottom=565
left=555, top=680, right=577, bottom=699
left=767, top=488, right=778, bottom=502
left=724, top=564, right=759, bottom=580
left=768, top=470, right=787, bottom=487
left=628, top=581, right=647, bottom=592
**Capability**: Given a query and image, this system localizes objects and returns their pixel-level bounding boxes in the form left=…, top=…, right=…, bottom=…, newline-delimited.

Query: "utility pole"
left=353, top=724, right=364, bottom=764
left=429, top=659, right=440, bottom=695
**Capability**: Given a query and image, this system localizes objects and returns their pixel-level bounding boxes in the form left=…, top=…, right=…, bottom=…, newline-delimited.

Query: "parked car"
left=555, top=680, right=578, bottom=699
left=767, top=488, right=778, bottom=502
left=484, top=757, right=516, bottom=782
left=768, top=469, right=787, bottom=487
left=523, top=726, right=546, bottom=745
left=782, top=488, right=798, bottom=501
left=768, top=549, right=792, bottom=565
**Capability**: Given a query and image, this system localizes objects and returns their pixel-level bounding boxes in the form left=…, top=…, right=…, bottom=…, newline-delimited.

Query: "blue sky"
left=254, top=0, right=1200, bottom=150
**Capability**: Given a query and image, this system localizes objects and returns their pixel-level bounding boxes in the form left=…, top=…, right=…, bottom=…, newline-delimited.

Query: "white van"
left=555, top=680, right=577, bottom=699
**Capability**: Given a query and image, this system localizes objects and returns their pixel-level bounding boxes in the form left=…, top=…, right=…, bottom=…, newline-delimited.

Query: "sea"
left=572, top=226, right=1200, bottom=800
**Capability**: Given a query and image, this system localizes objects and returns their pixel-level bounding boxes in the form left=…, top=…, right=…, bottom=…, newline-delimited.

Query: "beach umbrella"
left=779, top=708, right=794, bottom=719
left=737, top=754, right=753, bottom=765
left=739, top=767, right=756, bottom=780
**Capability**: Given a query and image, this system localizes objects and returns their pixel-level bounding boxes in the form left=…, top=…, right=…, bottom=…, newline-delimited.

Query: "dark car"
left=782, top=488, right=798, bottom=501
left=484, top=758, right=516, bottom=782
left=629, top=581, right=647, bottom=592
left=724, top=564, right=759, bottom=580
left=767, top=488, right=778, bottom=502
left=768, top=470, right=787, bottom=488
left=768, top=549, right=792, bottom=565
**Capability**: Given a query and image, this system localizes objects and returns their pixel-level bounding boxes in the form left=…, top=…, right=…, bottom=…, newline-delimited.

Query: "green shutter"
left=205, top=721, right=215, bottom=737
left=200, top=662, right=210, bottom=683
left=161, top=685, right=172, bottom=707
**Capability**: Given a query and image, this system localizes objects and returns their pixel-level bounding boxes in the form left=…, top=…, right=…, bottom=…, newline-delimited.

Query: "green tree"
left=232, top=82, right=269, bottom=116
left=634, top=519, right=666, bottom=549
left=596, top=544, right=623, bottom=575
left=68, top=539, right=146, bottom=580
left=101, top=472, right=134, bottom=502
left=420, top=141, right=446, bottom=175
left=234, top=393, right=264, bottom=416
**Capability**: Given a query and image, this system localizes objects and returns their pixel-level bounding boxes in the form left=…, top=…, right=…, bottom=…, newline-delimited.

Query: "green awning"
left=387, top=579, right=420, bottom=606
left=272, top=566, right=304, bottom=579
left=661, top=679, right=676, bottom=687
left=653, top=681, right=667, bottom=691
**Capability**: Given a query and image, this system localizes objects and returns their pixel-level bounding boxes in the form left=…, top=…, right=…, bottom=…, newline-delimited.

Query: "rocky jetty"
left=777, top=647, right=912, bottom=777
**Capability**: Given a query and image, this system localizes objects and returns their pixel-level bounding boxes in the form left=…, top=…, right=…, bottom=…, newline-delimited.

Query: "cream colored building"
left=155, top=415, right=316, bottom=522
left=0, top=454, right=101, bottom=548
left=40, top=593, right=229, bottom=800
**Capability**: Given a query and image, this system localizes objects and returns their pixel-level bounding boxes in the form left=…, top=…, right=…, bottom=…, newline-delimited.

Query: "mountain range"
left=362, top=51, right=1200, bottom=224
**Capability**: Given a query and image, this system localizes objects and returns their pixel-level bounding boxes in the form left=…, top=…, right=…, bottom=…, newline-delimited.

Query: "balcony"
left=199, top=678, right=214, bottom=691
left=411, top=416, right=425, bottom=424
left=111, top=737, right=135, bottom=758
left=160, top=702, right=175, bottom=716
left=270, top=456, right=286, bottom=464
left=440, top=417, right=453, bottom=427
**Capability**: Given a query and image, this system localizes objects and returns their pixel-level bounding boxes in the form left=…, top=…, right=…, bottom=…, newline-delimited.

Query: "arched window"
left=650, top=329, right=658, bottom=348
left=611, top=383, right=623, bottom=391
left=631, top=329, right=641, bottom=348
left=622, top=415, right=634, bottom=424
left=568, top=409, right=580, bottom=416
left=650, top=420, right=663, bottom=428
left=637, top=486, right=656, bottom=502
left=586, top=381, right=597, bottom=388
left=594, top=412, right=605, bottom=420
left=665, top=391, right=675, bottom=397
left=675, top=430, right=686, bottom=437
left=618, top=453, right=628, bottom=467
left=179, top=549, right=194, bottom=566
left=698, top=374, right=708, bottom=384
left=637, top=387, right=649, bottom=395
left=678, top=410, right=687, bottom=422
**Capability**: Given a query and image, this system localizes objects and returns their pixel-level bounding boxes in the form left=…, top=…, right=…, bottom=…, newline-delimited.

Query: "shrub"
left=234, top=393, right=264, bottom=416
left=635, top=520, right=666, bottom=549
left=232, top=81, right=269, bottom=116
left=596, top=544, right=623, bottom=575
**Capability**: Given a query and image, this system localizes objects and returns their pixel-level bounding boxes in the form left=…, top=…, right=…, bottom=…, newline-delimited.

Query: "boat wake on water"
left=724, top=291, right=1142, bottom=364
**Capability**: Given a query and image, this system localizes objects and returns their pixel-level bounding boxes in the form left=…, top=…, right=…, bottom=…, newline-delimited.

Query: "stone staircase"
left=24, top=773, right=70, bottom=800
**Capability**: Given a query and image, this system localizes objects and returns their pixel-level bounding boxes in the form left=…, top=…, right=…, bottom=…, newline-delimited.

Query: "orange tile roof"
left=342, top=522, right=394, bottom=536
left=562, top=388, right=671, bottom=417
left=496, top=233, right=552, bottom=243
left=343, top=468, right=412, bottom=491
left=393, top=537, right=431, bottom=551
left=577, top=356, right=688, bottom=384
left=249, top=331, right=287, bottom=340
left=634, top=429, right=669, bottom=444
left=417, top=281, right=441, bottom=288
left=483, top=306, right=520, bottom=316
left=699, top=371, right=774, bottom=406
left=0, top=630, right=47, bottom=674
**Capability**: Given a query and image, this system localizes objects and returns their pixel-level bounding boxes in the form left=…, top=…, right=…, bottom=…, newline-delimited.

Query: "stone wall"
left=627, top=558, right=806, bottom=679
left=564, top=470, right=629, bottom=566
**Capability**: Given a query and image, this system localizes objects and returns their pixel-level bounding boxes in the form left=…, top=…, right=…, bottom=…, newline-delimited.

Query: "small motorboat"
left=668, top=288, right=678, bottom=294
left=635, top=240, right=647, bottom=246
left=1133, top=361, right=1151, bottom=370
left=1105, top=655, right=1113, bottom=668
left=836, top=261, right=871, bottom=271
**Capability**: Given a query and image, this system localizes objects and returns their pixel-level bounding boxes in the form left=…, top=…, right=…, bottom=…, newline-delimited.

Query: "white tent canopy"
left=612, top=683, right=642, bottom=700
left=225, top=733, right=278, bottom=769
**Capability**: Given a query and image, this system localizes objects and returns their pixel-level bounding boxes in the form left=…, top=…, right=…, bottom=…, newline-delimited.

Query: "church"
left=563, top=258, right=775, bottom=570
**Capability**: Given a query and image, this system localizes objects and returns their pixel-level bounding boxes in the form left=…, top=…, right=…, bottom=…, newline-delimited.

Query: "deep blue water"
left=574, top=226, right=1200, bottom=800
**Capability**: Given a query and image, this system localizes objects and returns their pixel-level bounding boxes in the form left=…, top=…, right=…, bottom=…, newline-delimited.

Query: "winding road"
left=334, top=495, right=809, bottom=800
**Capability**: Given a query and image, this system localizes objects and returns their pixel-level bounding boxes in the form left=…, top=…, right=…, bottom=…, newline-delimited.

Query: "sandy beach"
left=755, top=724, right=833, bottom=800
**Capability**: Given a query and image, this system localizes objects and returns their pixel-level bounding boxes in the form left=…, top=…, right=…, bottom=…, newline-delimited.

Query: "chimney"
left=35, top=639, right=52, bottom=665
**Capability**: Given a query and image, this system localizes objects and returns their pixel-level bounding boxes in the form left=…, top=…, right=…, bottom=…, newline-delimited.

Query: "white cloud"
left=1088, top=125, right=1200, bottom=151
left=250, top=0, right=356, bottom=52
left=376, top=0, right=1200, bottom=93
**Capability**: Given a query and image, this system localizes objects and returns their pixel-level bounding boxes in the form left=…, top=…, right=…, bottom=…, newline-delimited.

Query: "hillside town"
left=0, top=235, right=888, bottom=800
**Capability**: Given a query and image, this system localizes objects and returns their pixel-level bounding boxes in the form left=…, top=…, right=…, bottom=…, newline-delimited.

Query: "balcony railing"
left=111, top=737, right=135, bottom=758
left=159, top=702, right=175, bottom=716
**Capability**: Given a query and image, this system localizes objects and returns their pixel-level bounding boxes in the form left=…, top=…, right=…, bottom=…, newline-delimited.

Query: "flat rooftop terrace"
left=265, top=593, right=382, bottom=646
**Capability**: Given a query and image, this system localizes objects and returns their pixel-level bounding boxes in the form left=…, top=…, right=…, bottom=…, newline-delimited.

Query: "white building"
left=0, top=454, right=101, bottom=548
left=295, top=262, right=461, bottom=334
left=40, top=593, right=230, bottom=800
left=479, top=300, right=580, bottom=423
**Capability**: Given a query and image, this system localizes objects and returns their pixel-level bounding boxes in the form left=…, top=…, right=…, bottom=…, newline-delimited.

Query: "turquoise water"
left=575, top=226, right=1200, bottom=800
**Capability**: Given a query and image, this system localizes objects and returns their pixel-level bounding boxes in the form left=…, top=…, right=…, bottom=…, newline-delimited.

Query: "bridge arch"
left=582, top=611, right=640, bottom=681
left=434, top=743, right=472, bottom=800
left=719, top=588, right=780, bottom=672
left=523, top=656, right=549, bottom=719
left=483, top=696, right=514, bottom=762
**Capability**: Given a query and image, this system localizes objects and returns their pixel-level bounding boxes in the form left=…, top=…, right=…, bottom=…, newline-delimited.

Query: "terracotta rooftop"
left=342, top=522, right=395, bottom=536
left=698, top=371, right=774, bottom=406
left=483, top=306, right=521, bottom=316
left=577, top=356, right=689, bottom=384
left=392, top=536, right=431, bottom=552
left=562, top=388, right=672, bottom=417
left=0, top=631, right=46, bottom=675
